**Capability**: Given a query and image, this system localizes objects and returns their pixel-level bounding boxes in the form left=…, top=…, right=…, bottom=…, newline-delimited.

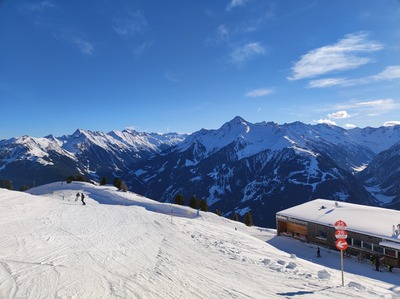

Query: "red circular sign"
left=335, top=230, right=348, bottom=239
left=334, top=220, right=347, bottom=230
left=335, top=239, right=348, bottom=251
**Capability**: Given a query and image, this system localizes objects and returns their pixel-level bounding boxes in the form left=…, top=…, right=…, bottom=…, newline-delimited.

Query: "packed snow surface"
left=0, top=182, right=399, bottom=299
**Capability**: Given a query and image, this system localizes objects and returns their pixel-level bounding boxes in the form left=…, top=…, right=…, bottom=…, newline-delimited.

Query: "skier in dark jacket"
left=81, top=193, right=86, bottom=205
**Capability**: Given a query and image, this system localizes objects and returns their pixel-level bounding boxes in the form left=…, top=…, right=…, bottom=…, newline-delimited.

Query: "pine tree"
left=67, top=175, right=75, bottom=183
left=198, top=198, right=208, bottom=212
left=233, top=213, right=239, bottom=221
left=189, top=195, right=198, bottom=209
left=100, top=177, right=107, bottom=186
left=113, top=177, right=122, bottom=190
left=0, top=179, right=13, bottom=190
left=174, top=194, right=185, bottom=205
left=245, top=211, right=253, bottom=227
left=215, top=209, right=222, bottom=216
left=76, top=175, right=86, bottom=182
left=19, top=185, right=30, bottom=192
left=120, top=181, right=128, bottom=192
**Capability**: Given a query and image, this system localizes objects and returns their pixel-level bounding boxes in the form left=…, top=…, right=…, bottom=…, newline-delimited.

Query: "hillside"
left=0, top=182, right=399, bottom=298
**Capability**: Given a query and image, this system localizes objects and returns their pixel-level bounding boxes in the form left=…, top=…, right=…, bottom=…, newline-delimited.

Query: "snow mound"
left=348, top=281, right=366, bottom=291
left=317, top=269, right=332, bottom=279
left=286, top=262, right=297, bottom=269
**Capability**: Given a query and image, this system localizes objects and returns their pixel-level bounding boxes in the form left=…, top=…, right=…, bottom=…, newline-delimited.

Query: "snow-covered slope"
left=358, top=141, right=400, bottom=208
left=348, top=125, right=400, bottom=154
left=0, top=182, right=399, bottom=298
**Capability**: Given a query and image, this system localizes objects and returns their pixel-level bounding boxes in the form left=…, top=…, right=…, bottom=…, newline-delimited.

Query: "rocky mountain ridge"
left=1, top=117, right=400, bottom=227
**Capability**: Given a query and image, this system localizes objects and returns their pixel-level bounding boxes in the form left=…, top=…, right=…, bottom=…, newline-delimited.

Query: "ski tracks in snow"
left=1, top=184, right=399, bottom=299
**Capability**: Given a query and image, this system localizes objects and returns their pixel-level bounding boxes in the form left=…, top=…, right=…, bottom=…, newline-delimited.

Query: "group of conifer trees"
left=174, top=194, right=253, bottom=226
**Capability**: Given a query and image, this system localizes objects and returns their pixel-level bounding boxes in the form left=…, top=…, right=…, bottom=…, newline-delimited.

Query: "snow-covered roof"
left=277, top=199, right=400, bottom=243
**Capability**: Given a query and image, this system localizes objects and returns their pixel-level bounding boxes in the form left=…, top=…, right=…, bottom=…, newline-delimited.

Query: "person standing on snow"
left=75, top=192, right=80, bottom=202
left=317, top=247, right=321, bottom=257
left=81, top=193, right=86, bottom=205
left=375, top=256, right=381, bottom=271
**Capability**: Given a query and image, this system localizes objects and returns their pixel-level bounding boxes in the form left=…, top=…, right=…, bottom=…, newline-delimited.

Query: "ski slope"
left=0, top=182, right=399, bottom=298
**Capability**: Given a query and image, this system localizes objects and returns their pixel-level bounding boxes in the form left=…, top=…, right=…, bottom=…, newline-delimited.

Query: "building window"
left=317, top=230, right=327, bottom=240
left=385, top=249, right=398, bottom=258
left=363, top=242, right=372, bottom=251
left=352, top=238, right=361, bottom=248
left=373, top=245, right=384, bottom=254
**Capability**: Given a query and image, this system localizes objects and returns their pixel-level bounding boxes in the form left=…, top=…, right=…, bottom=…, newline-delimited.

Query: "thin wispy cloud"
left=164, top=71, right=179, bottom=83
left=112, top=10, right=147, bottom=38
left=53, top=30, right=95, bottom=56
left=18, top=0, right=57, bottom=27
left=306, top=99, right=400, bottom=129
left=133, top=42, right=149, bottom=57
left=341, top=99, right=395, bottom=109
left=112, top=10, right=149, bottom=57
left=308, top=78, right=348, bottom=88
left=309, top=65, right=400, bottom=88
left=22, top=1, right=56, bottom=13
left=18, top=2, right=94, bottom=56
left=373, top=65, right=400, bottom=80
left=71, top=36, right=95, bottom=56
left=245, top=88, right=273, bottom=97
left=216, top=25, right=229, bottom=43
left=335, top=99, right=400, bottom=117
left=226, top=0, right=249, bottom=11
left=288, top=32, right=382, bottom=81
left=230, top=42, right=266, bottom=66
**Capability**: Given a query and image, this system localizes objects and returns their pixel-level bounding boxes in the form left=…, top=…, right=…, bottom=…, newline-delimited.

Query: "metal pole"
left=341, top=250, right=344, bottom=287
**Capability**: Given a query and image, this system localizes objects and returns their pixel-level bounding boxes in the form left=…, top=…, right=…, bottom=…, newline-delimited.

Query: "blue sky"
left=1, top=0, right=399, bottom=139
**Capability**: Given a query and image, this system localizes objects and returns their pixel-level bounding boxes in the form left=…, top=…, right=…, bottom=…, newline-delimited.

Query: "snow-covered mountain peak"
left=177, top=117, right=306, bottom=160
left=347, top=125, right=400, bottom=154
left=71, top=128, right=90, bottom=139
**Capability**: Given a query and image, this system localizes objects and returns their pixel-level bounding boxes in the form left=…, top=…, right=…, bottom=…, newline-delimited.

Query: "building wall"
left=306, top=222, right=335, bottom=247
left=346, top=231, right=399, bottom=268
left=276, top=215, right=308, bottom=241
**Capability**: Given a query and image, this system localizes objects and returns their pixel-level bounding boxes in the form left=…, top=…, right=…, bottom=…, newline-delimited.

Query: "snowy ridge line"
left=29, top=181, right=199, bottom=219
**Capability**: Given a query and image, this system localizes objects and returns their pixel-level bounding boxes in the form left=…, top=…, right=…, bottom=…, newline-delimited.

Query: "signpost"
left=334, top=230, right=348, bottom=240
left=335, top=239, right=348, bottom=250
left=334, top=220, right=347, bottom=287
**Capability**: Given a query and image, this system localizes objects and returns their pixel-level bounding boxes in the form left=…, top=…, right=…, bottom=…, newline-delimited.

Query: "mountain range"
left=1, top=116, right=400, bottom=227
